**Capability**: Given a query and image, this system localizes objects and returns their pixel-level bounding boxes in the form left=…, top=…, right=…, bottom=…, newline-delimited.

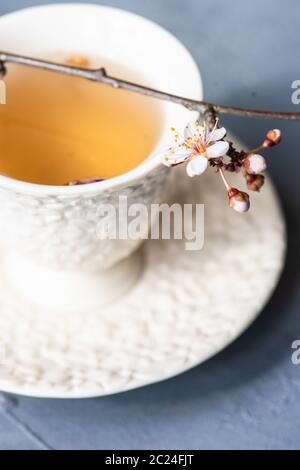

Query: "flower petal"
left=186, top=155, right=208, bottom=177
left=208, top=127, right=226, bottom=142
left=206, top=140, right=229, bottom=158
left=162, top=146, right=191, bottom=166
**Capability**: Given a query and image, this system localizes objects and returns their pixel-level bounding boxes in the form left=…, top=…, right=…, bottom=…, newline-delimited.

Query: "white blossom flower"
left=243, top=153, right=267, bottom=174
left=162, top=120, right=229, bottom=177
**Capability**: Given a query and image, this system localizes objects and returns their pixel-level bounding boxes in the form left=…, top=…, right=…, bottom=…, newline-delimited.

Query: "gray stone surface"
left=0, top=0, right=299, bottom=450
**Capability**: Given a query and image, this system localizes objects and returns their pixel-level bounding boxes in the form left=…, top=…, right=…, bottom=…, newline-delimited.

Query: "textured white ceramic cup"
left=0, top=4, right=202, bottom=312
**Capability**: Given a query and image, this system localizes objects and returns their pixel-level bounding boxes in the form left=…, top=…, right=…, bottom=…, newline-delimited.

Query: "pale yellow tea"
left=0, top=58, right=162, bottom=185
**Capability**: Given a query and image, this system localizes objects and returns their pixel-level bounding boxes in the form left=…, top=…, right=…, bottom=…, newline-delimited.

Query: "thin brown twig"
left=0, top=51, right=300, bottom=120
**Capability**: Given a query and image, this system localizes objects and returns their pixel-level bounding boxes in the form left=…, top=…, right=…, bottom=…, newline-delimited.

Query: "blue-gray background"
left=0, top=0, right=299, bottom=450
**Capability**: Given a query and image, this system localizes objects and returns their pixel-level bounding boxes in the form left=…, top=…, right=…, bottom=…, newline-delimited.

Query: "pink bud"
left=243, top=153, right=267, bottom=174
left=246, top=173, right=265, bottom=192
left=228, top=188, right=250, bottom=213
left=263, top=129, right=281, bottom=147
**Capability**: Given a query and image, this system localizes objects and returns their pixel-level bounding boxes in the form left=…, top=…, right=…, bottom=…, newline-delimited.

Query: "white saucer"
left=0, top=163, right=286, bottom=398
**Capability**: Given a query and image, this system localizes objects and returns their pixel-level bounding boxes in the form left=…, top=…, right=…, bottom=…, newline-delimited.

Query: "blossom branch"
left=162, top=119, right=281, bottom=213
left=0, top=52, right=285, bottom=212
left=0, top=51, right=300, bottom=120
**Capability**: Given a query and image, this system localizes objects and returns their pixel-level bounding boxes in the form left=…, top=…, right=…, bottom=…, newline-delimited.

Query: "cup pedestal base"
left=4, top=250, right=143, bottom=314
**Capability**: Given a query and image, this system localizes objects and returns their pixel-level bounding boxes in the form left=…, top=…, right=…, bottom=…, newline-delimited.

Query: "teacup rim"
left=0, top=3, right=203, bottom=196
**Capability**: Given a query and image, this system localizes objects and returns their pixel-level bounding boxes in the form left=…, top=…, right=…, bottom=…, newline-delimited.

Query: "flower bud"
left=263, top=129, right=281, bottom=147
left=243, top=153, right=267, bottom=174
left=246, top=173, right=265, bottom=192
left=228, top=188, right=250, bottom=213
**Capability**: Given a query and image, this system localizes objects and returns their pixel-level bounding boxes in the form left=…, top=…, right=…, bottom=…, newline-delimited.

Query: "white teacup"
left=0, top=4, right=202, bottom=312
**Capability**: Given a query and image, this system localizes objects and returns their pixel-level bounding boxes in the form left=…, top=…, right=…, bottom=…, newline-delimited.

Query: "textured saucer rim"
left=0, top=254, right=285, bottom=400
